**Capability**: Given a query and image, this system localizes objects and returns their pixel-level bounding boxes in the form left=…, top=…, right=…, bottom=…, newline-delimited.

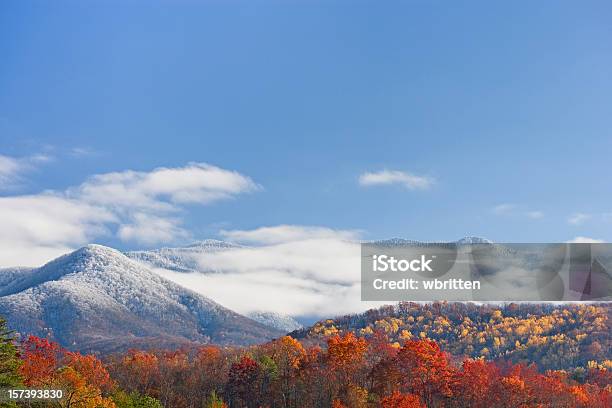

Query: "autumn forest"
left=1, top=302, right=610, bottom=408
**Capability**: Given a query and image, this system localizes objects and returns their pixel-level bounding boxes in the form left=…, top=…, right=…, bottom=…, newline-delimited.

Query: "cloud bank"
left=220, top=224, right=360, bottom=245
left=153, top=225, right=379, bottom=318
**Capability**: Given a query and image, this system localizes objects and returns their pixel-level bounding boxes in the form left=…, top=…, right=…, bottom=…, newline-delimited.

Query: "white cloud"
left=74, top=163, right=260, bottom=209
left=526, top=211, right=544, bottom=219
left=69, top=147, right=97, bottom=157
left=0, top=154, right=52, bottom=189
left=29, top=154, right=53, bottom=164
left=0, top=155, right=22, bottom=186
left=153, top=225, right=380, bottom=317
left=566, top=236, right=605, bottom=243
left=492, top=203, right=516, bottom=215
left=118, top=213, right=189, bottom=245
left=70, top=163, right=259, bottom=244
left=220, top=224, right=360, bottom=245
left=0, top=163, right=259, bottom=267
left=358, top=170, right=434, bottom=190
left=0, top=194, right=115, bottom=267
left=568, top=213, right=591, bottom=226
left=492, top=204, right=544, bottom=219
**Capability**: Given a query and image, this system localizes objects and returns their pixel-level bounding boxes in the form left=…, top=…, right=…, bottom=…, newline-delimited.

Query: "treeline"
left=293, top=302, right=611, bottom=371
left=1, top=315, right=611, bottom=408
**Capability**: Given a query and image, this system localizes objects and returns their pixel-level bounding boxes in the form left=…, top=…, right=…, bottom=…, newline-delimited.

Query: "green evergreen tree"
left=0, top=316, right=21, bottom=408
left=0, top=316, right=21, bottom=386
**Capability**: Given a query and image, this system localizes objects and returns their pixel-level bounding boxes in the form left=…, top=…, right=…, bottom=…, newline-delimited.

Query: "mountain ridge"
left=0, top=244, right=282, bottom=353
left=125, top=239, right=243, bottom=273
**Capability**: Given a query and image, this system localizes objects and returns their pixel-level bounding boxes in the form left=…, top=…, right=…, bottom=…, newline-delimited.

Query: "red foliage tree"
left=454, top=359, right=499, bottom=407
left=227, top=355, right=260, bottom=408
left=19, top=335, right=60, bottom=386
left=395, top=340, right=456, bottom=406
left=380, top=391, right=425, bottom=408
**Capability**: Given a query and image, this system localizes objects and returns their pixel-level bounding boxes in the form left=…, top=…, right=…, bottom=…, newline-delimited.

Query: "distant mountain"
left=127, top=238, right=495, bottom=273
left=0, top=245, right=282, bottom=353
left=125, top=239, right=242, bottom=273
left=373, top=236, right=494, bottom=247
left=247, top=311, right=302, bottom=333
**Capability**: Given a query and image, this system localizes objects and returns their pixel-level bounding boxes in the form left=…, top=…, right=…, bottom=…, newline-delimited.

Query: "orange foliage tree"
left=19, top=336, right=116, bottom=407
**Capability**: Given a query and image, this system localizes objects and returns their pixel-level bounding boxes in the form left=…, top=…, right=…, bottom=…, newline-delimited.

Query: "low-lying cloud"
left=152, top=225, right=381, bottom=318
left=220, top=224, right=360, bottom=245
left=567, top=236, right=605, bottom=243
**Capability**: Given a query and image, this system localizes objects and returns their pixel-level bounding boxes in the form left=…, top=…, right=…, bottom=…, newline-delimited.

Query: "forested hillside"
left=291, top=302, right=611, bottom=371
left=2, top=303, right=611, bottom=407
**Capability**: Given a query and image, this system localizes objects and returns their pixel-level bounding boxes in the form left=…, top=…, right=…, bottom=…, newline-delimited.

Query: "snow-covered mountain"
left=0, top=245, right=282, bottom=353
left=454, top=236, right=494, bottom=245
left=125, top=239, right=242, bottom=273
left=247, top=311, right=302, bottom=332
left=0, top=266, right=35, bottom=289
left=373, top=236, right=494, bottom=247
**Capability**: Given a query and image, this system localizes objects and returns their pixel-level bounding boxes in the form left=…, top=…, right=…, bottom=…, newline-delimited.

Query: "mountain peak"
left=47, top=244, right=138, bottom=275
left=455, top=236, right=493, bottom=245
left=74, top=243, right=125, bottom=257
left=0, top=243, right=140, bottom=298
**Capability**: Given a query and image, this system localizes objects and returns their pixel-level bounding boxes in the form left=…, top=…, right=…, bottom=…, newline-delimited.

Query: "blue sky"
left=1, top=1, right=611, bottom=264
